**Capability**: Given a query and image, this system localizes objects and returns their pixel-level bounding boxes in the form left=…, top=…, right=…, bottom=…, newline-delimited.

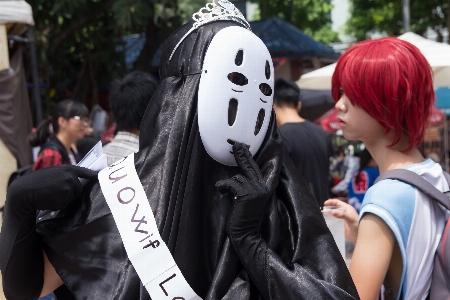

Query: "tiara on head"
left=168, top=0, right=251, bottom=62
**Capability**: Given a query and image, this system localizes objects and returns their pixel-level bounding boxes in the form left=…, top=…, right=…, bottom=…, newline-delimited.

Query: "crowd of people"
left=0, top=1, right=448, bottom=300
left=23, top=70, right=158, bottom=177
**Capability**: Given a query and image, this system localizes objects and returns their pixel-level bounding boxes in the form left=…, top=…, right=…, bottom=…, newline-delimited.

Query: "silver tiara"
left=168, top=0, right=251, bottom=62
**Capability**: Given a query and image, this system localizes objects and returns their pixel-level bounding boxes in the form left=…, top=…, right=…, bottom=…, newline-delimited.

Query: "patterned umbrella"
left=314, top=108, right=340, bottom=133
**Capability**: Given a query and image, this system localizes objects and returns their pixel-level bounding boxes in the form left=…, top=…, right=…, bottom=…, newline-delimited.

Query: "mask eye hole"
left=254, top=108, right=265, bottom=135
left=265, top=60, right=271, bottom=79
left=227, top=72, right=248, bottom=86
left=259, top=83, right=272, bottom=96
left=228, top=98, right=238, bottom=126
left=235, top=50, right=243, bottom=66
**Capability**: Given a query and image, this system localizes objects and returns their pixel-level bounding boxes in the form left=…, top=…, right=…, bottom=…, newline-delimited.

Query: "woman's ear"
left=58, top=116, right=67, bottom=130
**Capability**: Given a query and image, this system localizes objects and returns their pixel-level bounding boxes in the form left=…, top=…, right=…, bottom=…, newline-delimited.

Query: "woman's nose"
left=335, top=98, right=343, bottom=110
left=335, top=97, right=347, bottom=113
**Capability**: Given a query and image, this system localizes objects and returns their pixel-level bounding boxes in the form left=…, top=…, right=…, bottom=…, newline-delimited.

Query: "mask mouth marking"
left=228, top=98, right=238, bottom=126
left=254, top=109, right=265, bottom=135
left=260, top=98, right=267, bottom=103
left=232, top=89, right=243, bottom=93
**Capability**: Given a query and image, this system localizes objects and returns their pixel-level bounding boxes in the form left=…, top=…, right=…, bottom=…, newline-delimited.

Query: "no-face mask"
left=198, top=26, right=274, bottom=166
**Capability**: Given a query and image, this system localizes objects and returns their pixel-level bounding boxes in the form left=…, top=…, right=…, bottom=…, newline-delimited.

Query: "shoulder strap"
left=374, top=169, right=450, bottom=211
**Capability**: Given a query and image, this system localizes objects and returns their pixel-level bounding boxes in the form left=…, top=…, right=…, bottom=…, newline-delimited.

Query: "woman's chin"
left=342, top=131, right=358, bottom=141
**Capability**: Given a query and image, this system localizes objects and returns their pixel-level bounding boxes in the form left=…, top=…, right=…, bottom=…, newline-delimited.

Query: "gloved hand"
left=8, top=164, right=98, bottom=212
left=215, top=142, right=270, bottom=241
left=215, top=142, right=272, bottom=298
left=0, top=165, right=98, bottom=300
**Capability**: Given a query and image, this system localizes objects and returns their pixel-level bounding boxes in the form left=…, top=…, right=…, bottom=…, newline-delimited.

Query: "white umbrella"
left=296, top=32, right=450, bottom=90
left=0, top=0, right=35, bottom=26
left=0, top=0, right=34, bottom=70
left=296, top=63, right=335, bottom=90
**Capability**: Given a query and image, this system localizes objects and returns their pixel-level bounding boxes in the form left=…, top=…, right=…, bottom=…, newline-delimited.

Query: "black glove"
left=216, top=142, right=270, bottom=241
left=0, top=165, right=97, bottom=300
left=215, top=142, right=272, bottom=298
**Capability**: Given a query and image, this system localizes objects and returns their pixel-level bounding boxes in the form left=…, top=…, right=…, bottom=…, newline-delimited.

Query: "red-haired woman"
left=325, top=38, right=447, bottom=300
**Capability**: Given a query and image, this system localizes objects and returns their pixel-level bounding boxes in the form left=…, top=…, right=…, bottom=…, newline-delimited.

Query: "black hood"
left=37, top=20, right=359, bottom=300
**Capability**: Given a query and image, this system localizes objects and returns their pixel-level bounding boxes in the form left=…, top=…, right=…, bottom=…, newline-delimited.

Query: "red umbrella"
left=315, top=107, right=444, bottom=133
left=315, top=108, right=341, bottom=133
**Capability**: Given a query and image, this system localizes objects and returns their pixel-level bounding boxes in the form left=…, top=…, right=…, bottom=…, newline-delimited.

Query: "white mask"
left=198, top=26, right=274, bottom=166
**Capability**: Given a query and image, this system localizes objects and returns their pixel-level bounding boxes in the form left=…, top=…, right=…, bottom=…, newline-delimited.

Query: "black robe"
left=36, top=20, right=359, bottom=299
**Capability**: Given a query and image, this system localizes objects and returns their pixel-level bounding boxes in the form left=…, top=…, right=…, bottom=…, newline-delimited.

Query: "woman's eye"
left=339, top=88, right=344, bottom=96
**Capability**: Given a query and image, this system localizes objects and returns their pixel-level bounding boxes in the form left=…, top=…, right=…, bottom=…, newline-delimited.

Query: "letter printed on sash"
left=98, top=154, right=201, bottom=300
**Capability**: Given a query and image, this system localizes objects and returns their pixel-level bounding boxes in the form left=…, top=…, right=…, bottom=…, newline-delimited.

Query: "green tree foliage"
left=30, top=0, right=198, bottom=109
left=250, top=0, right=340, bottom=44
left=29, top=0, right=341, bottom=113
left=346, top=0, right=450, bottom=42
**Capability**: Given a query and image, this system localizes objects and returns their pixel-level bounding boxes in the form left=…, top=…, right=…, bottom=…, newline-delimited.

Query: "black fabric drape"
left=36, top=20, right=359, bottom=299
left=0, top=44, right=33, bottom=168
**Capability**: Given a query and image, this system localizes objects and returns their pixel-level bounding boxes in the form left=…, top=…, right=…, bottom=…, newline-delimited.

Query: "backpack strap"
left=374, top=169, right=450, bottom=211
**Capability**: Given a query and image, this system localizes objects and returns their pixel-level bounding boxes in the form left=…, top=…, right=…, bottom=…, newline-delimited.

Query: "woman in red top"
left=29, top=99, right=89, bottom=171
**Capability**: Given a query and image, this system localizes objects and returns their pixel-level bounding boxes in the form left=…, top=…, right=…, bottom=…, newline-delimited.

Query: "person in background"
left=27, top=99, right=88, bottom=300
left=103, top=70, right=158, bottom=166
left=330, top=148, right=360, bottom=196
left=347, top=148, right=379, bottom=212
left=329, top=148, right=345, bottom=174
left=273, top=78, right=332, bottom=204
left=29, top=99, right=89, bottom=171
left=325, top=37, right=446, bottom=299
left=329, top=148, right=345, bottom=191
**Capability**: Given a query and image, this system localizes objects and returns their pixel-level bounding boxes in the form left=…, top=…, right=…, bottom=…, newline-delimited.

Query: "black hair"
left=76, top=135, right=100, bottom=159
left=109, top=71, right=158, bottom=132
left=354, top=148, right=373, bottom=184
left=274, top=78, right=300, bottom=108
left=29, top=99, right=89, bottom=147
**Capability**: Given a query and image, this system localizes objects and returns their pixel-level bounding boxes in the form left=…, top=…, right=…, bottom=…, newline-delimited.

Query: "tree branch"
left=50, top=0, right=115, bottom=52
left=133, top=3, right=181, bottom=73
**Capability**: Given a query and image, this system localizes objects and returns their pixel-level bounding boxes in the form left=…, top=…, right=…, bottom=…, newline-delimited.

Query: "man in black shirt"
left=273, top=78, right=331, bottom=205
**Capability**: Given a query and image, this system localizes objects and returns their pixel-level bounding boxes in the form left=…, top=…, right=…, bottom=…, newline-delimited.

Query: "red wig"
left=332, top=37, right=435, bottom=152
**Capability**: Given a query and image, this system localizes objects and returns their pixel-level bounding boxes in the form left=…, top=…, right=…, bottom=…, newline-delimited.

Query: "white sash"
left=98, top=154, right=202, bottom=300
